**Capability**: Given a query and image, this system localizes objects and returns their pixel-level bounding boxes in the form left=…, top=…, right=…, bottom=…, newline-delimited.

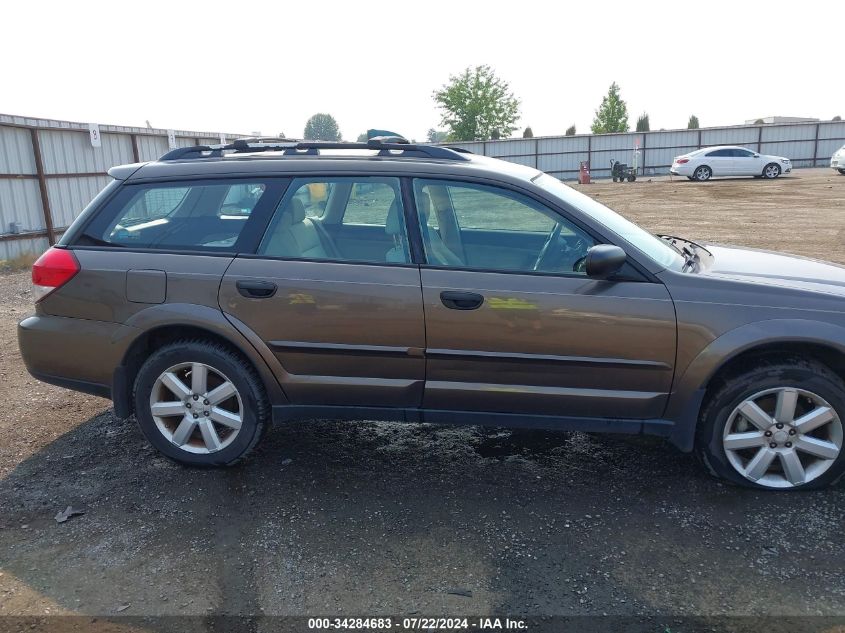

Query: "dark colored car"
left=17, top=139, right=845, bottom=490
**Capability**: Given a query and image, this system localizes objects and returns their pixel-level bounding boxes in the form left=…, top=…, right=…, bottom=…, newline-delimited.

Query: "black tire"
left=762, top=163, right=781, bottom=179
left=133, top=339, right=269, bottom=467
left=838, top=169, right=845, bottom=175
left=628, top=174, right=636, bottom=182
left=687, top=176, right=695, bottom=181
left=696, top=358, right=845, bottom=491
left=693, top=165, right=712, bottom=181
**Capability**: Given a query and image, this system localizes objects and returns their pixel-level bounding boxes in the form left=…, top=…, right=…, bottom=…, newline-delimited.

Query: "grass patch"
left=0, top=252, right=37, bottom=273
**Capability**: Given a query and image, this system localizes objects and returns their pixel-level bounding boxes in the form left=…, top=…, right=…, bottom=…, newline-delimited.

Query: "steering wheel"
left=533, top=222, right=563, bottom=271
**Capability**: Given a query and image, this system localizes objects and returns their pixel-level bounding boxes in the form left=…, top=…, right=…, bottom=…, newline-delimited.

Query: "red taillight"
left=677, top=158, right=689, bottom=164
left=32, top=247, right=79, bottom=298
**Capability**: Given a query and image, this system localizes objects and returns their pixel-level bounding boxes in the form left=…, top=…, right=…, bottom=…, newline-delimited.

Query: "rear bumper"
left=18, top=314, right=132, bottom=400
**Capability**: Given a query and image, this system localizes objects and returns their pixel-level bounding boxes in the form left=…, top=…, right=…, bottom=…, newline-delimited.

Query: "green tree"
left=635, top=112, right=650, bottom=132
left=523, top=126, right=534, bottom=138
left=426, top=128, right=449, bottom=143
left=565, top=124, right=576, bottom=136
left=591, top=82, right=629, bottom=134
left=356, top=132, right=368, bottom=142
left=753, top=118, right=765, bottom=125
left=833, top=115, right=842, bottom=121
left=303, top=113, right=341, bottom=141
left=433, top=65, right=520, bottom=141
left=687, top=114, right=700, bottom=129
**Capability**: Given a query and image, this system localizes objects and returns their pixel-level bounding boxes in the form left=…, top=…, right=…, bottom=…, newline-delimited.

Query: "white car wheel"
left=763, top=163, right=781, bottom=179
left=693, top=165, right=712, bottom=181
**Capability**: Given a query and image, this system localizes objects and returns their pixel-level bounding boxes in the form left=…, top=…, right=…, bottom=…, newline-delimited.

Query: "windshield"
left=533, top=173, right=684, bottom=271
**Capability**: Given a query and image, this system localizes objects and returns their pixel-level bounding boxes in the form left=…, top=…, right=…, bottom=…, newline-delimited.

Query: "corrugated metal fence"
left=440, top=120, right=845, bottom=181
left=0, top=113, right=244, bottom=260
left=3, top=114, right=844, bottom=260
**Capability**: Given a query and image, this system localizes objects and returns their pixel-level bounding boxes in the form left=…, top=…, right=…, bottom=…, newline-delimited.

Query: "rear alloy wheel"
left=698, top=360, right=845, bottom=490
left=763, top=163, right=781, bottom=179
left=134, top=340, right=269, bottom=466
left=693, top=165, right=712, bottom=181
left=150, top=362, right=243, bottom=455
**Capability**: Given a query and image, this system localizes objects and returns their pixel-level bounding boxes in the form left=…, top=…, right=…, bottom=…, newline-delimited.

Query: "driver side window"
left=412, top=179, right=595, bottom=275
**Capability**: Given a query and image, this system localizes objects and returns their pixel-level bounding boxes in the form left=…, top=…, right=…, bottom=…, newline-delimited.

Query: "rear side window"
left=706, top=149, right=732, bottom=157
left=79, top=180, right=275, bottom=251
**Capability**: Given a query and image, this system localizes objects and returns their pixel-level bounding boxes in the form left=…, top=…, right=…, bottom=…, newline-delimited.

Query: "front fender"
left=665, top=318, right=845, bottom=450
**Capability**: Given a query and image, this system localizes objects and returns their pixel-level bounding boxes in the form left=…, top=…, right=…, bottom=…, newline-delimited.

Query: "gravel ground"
left=1, top=168, right=844, bottom=631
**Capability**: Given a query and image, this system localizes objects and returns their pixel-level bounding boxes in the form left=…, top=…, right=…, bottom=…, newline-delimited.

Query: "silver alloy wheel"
left=764, top=164, right=780, bottom=178
left=695, top=166, right=711, bottom=181
left=723, top=387, right=843, bottom=488
left=149, top=362, right=243, bottom=454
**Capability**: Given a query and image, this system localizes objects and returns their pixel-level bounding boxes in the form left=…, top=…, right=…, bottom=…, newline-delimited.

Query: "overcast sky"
left=2, top=1, right=842, bottom=140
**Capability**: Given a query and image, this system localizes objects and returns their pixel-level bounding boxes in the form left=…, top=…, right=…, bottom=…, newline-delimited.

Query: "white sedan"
left=671, top=146, right=792, bottom=181
left=831, top=144, right=845, bottom=175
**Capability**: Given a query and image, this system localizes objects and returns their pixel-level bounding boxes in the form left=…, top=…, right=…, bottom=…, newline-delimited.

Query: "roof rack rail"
left=159, top=138, right=471, bottom=162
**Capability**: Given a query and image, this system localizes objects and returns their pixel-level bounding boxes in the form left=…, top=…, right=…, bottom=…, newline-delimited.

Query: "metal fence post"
left=130, top=133, right=140, bottom=163
left=641, top=132, right=647, bottom=175
left=812, top=123, right=820, bottom=167
left=587, top=134, right=592, bottom=172
left=757, top=126, right=763, bottom=153
left=29, top=127, right=56, bottom=245
left=534, top=138, right=539, bottom=169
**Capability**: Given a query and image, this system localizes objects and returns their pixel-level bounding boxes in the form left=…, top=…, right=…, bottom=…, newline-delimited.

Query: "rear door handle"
left=440, top=291, right=484, bottom=310
left=236, top=280, right=277, bottom=298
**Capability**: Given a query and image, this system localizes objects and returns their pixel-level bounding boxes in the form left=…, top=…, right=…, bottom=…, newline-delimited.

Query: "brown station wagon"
left=17, top=138, right=845, bottom=490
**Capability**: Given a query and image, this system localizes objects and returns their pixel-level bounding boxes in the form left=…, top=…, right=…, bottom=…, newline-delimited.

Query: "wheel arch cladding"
left=113, top=304, right=287, bottom=418
left=666, top=319, right=845, bottom=449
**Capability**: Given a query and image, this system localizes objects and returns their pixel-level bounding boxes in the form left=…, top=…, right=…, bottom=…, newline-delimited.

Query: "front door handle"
left=440, top=290, right=484, bottom=310
left=236, top=280, right=277, bottom=298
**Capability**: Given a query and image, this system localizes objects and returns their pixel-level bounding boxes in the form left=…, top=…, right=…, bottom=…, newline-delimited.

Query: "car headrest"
left=385, top=199, right=402, bottom=236
left=281, top=198, right=307, bottom=227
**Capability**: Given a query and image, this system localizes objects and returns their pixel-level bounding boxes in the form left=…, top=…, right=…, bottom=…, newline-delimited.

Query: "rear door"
left=411, top=178, right=676, bottom=421
left=704, top=148, right=734, bottom=175
left=219, top=176, right=426, bottom=408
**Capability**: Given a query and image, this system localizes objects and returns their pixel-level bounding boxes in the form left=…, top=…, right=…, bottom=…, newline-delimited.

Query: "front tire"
left=763, top=163, right=781, bottom=179
left=697, top=359, right=845, bottom=490
left=133, top=340, right=269, bottom=466
left=693, top=165, right=712, bottom=181
left=838, top=169, right=845, bottom=175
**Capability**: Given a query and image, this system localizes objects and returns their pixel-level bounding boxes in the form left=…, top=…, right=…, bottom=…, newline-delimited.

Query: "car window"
left=258, top=177, right=410, bottom=264
left=342, top=182, right=400, bottom=225
left=735, top=149, right=755, bottom=157
left=413, top=179, right=595, bottom=275
left=706, top=149, right=731, bottom=157
left=85, top=181, right=268, bottom=250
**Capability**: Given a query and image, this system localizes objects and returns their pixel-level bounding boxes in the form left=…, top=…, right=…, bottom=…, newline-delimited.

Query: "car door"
left=219, top=176, right=425, bottom=408
left=412, top=178, right=676, bottom=421
left=704, top=149, right=734, bottom=176
left=732, top=148, right=759, bottom=176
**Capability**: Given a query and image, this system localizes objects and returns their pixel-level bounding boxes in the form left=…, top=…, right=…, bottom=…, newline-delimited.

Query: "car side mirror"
left=753, top=153, right=760, bottom=158
left=585, top=244, right=627, bottom=280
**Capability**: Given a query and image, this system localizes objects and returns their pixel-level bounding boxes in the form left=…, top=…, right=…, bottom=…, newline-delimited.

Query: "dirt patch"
left=573, top=168, right=845, bottom=265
